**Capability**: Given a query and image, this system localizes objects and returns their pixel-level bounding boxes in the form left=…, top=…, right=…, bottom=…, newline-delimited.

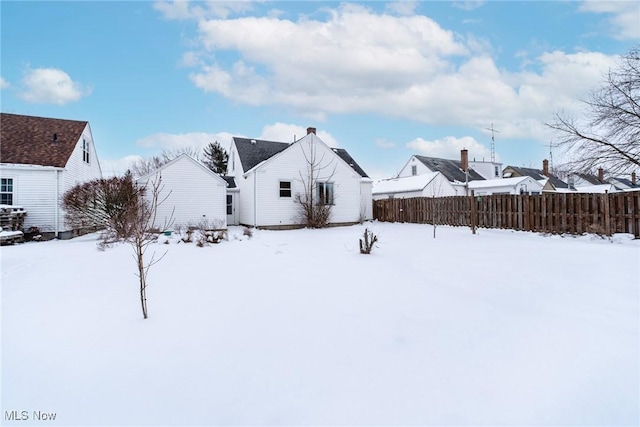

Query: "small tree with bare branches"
left=294, top=139, right=337, bottom=228
left=546, top=45, right=640, bottom=176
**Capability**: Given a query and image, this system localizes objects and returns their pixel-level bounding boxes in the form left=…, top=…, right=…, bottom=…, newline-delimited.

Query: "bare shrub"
left=359, top=228, right=378, bottom=254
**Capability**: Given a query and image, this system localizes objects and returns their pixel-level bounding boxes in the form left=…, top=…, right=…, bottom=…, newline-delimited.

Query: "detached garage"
left=136, top=154, right=228, bottom=230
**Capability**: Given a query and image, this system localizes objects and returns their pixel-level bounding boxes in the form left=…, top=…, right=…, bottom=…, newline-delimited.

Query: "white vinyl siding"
left=398, top=157, right=433, bottom=177
left=137, top=155, right=227, bottom=230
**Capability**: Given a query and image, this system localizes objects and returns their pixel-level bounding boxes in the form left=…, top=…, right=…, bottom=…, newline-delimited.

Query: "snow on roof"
left=467, top=176, right=529, bottom=189
left=372, top=172, right=439, bottom=194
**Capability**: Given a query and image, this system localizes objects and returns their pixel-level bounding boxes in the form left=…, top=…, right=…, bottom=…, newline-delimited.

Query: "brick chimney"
left=307, top=127, right=316, bottom=135
left=542, top=159, right=549, bottom=177
left=461, top=149, right=468, bottom=172
left=598, top=167, right=604, bottom=182
left=632, top=172, right=637, bottom=186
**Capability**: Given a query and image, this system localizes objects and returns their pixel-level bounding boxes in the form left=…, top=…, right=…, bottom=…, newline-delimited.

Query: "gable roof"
left=1, top=112, right=88, bottom=168
left=233, top=135, right=369, bottom=177
left=233, top=137, right=290, bottom=172
left=414, top=155, right=484, bottom=183
left=136, top=153, right=227, bottom=185
left=504, top=165, right=569, bottom=189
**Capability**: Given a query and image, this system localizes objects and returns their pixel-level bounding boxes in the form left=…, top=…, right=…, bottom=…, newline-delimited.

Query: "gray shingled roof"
left=233, top=136, right=369, bottom=177
left=1, top=112, right=88, bottom=167
left=414, top=155, right=484, bottom=183
left=332, top=148, right=369, bottom=178
left=233, top=137, right=290, bottom=172
left=506, top=166, right=569, bottom=189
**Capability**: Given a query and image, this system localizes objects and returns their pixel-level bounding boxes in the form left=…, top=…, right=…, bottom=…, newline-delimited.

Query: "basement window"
left=279, top=181, right=292, bottom=198
left=1, top=178, right=13, bottom=205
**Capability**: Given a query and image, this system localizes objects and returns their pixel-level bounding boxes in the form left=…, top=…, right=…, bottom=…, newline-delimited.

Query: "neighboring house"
left=469, top=159, right=503, bottom=180
left=608, top=173, right=640, bottom=191
left=0, top=112, right=102, bottom=238
left=468, top=176, right=544, bottom=196
left=502, top=160, right=568, bottom=192
left=227, top=127, right=372, bottom=228
left=372, top=172, right=457, bottom=200
left=396, top=149, right=485, bottom=196
left=136, top=154, right=228, bottom=230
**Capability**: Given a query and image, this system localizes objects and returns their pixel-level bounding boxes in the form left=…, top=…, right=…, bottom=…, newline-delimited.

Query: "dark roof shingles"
left=415, top=155, right=484, bottom=183
left=507, top=166, right=569, bottom=189
left=1, top=113, right=87, bottom=167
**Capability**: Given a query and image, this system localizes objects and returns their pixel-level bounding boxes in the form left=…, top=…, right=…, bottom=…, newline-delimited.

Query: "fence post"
left=603, top=192, right=611, bottom=236
left=470, top=191, right=477, bottom=234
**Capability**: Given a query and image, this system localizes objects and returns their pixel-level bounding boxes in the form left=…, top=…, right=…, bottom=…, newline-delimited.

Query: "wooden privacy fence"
left=373, top=192, right=640, bottom=238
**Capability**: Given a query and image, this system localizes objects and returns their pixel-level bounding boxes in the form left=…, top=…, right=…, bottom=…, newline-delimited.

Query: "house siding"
left=398, top=157, right=433, bottom=177
left=138, top=155, right=227, bottom=230
left=0, top=166, right=60, bottom=232
left=248, top=137, right=365, bottom=227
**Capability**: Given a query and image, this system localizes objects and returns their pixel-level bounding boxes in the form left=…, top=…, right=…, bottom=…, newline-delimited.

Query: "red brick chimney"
left=307, top=127, right=316, bottom=135
left=542, top=159, right=549, bottom=177
left=461, top=149, right=468, bottom=172
left=598, top=167, right=604, bottom=182
left=632, top=172, right=637, bottom=186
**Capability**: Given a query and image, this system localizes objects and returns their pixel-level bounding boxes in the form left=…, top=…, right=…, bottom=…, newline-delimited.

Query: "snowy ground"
left=2, top=223, right=639, bottom=426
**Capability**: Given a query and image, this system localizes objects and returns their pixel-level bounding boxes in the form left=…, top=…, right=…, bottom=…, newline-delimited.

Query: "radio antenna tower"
left=485, top=123, right=499, bottom=163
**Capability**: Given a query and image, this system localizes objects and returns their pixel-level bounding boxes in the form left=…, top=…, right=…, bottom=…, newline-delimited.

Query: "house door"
left=226, top=194, right=237, bottom=225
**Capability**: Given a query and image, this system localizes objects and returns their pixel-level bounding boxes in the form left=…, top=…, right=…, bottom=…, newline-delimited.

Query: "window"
left=226, top=195, right=233, bottom=215
left=279, top=181, right=291, bottom=197
left=82, top=139, right=90, bottom=164
left=494, top=166, right=499, bottom=177
left=317, top=182, right=334, bottom=205
left=1, top=178, right=13, bottom=205
left=411, top=165, right=417, bottom=176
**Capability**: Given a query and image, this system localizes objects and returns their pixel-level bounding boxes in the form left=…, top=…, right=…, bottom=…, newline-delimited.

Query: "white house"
left=227, top=127, right=372, bottom=228
left=0, top=113, right=102, bottom=238
left=372, top=172, right=457, bottom=200
left=468, top=176, right=544, bottom=196
left=136, top=154, right=228, bottom=230
left=396, top=149, right=485, bottom=196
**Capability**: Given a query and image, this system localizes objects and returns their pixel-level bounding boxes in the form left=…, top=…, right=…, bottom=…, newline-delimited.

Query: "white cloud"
left=100, top=155, right=145, bottom=177
left=579, top=1, right=640, bottom=40
left=19, top=68, right=90, bottom=105
left=181, top=4, right=619, bottom=142
left=258, top=123, right=340, bottom=147
left=136, top=131, right=235, bottom=152
left=406, top=136, right=493, bottom=161
left=0, top=77, right=9, bottom=89
left=154, top=0, right=255, bottom=20
left=385, top=1, right=418, bottom=16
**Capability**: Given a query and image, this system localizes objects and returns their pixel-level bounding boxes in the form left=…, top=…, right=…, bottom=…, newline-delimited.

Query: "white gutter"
left=55, top=169, right=61, bottom=238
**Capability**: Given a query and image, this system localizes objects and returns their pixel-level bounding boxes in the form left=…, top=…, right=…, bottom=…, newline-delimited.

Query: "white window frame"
left=279, top=181, right=292, bottom=198
left=82, top=138, right=90, bottom=164
left=1, top=178, right=14, bottom=205
left=317, top=182, right=334, bottom=205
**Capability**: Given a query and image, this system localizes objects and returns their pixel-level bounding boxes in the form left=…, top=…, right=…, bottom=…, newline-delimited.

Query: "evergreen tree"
left=202, top=141, right=228, bottom=174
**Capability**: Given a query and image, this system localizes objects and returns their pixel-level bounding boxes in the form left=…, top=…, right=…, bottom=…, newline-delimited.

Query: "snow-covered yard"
left=2, top=223, right=639, bottom=426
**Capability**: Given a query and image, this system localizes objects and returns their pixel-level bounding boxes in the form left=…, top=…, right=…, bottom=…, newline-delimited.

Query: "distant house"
left=0, top=113, right=102, bottom=238
left=396, top=149, right=485, bottom=195
left=502, top=160, right=568, bottom=192
left=372, top=172, right=457, bottom=200
left=227, top=127, right=372, bottom=228
left=468, top=176, right=544, bottom=196
left=136, top=154, right=228, bottom=230
left=608, top=173, right=640, bottom=191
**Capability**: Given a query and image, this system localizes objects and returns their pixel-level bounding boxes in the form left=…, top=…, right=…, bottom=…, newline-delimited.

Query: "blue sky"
left=1, top=1, right=638, bottom=178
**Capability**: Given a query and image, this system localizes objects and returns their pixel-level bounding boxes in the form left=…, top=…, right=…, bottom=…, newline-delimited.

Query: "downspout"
left=253, top=170, right=258, bottom=227
left=55, top=169, right=61, bottom=238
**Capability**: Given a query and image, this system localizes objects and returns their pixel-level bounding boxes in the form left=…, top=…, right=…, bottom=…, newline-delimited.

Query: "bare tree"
left=123, top=175, right=173, bottom=319
left=63, top=173, right=172, bottom=319
left=546, top=45, right=640, bottom=176
left=294, top=139, right=337, bottom=228
left=129, top=147, right=201, bottom=178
